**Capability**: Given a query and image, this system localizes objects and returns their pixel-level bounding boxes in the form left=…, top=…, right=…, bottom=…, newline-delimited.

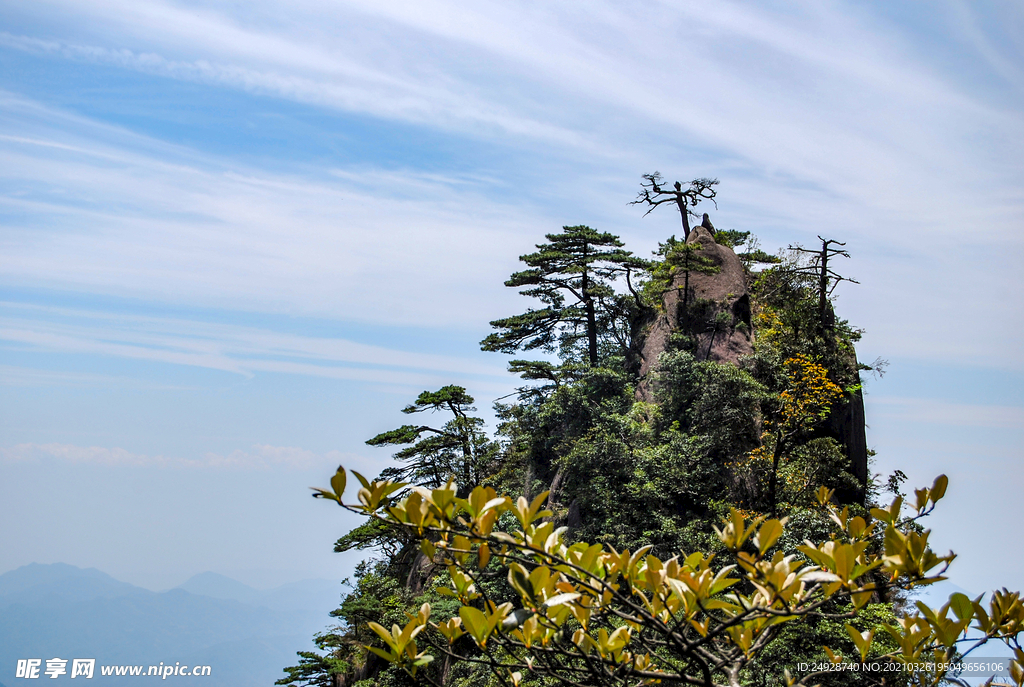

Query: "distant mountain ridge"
left=174, top=571, right=340, bottom=614
left=176, top=571, right=264, bottom=604
left=0, top=563, right=343, bottom=686
left=0, top=562, right=143, bottom=605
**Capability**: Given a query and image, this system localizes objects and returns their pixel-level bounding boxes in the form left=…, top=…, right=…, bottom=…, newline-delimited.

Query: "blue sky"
left=1, top=1, right=1022, bottom=595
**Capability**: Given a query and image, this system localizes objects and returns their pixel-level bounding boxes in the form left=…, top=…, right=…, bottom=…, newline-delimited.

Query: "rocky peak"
left=636, top=221, right=868, bottom=501
left=638, top=223, right=753, bottom=394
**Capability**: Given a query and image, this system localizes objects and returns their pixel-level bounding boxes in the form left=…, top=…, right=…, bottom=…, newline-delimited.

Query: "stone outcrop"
left=636, top=219, right=867, bottom=501
left=828, top=375, right=869, bottom=497
left=638, top=224, right=753, bottom=391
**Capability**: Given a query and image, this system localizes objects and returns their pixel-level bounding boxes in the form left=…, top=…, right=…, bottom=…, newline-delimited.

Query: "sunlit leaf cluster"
left=312, top=469, right=1023, bottom=687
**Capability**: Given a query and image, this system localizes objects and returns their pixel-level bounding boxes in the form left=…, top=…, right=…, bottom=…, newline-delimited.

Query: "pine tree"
left=480, top=225, right=646, bottom=366
left=365, top=385, right=494, bottom=494
left=651, top=234, right=719, bottom=307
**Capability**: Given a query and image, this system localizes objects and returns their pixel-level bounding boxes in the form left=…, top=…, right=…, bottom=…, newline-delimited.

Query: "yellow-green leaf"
left=755, top=519, right=784, bottom=554
left=330, top=468, right=346, bottom=501
left=459, top=606, right=490, bottom=646
left=949, top=592, right=973, bottom=622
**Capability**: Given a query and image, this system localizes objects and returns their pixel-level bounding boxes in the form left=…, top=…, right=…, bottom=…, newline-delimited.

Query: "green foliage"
left=274, top=631, right=349, bottom=686
left=365, top=385, right=496, bottom=491
left=752, top=250, right=862, bottom=369
left=714, top=229, right=750, bottom=248
left=646, top=234, right=719, bottom=308
left=740, top=248, right=783, bottom=266
left=287, top=187, right=1023, bottom=687
left=316, top=468, right=1022, bottom=687
left=480, top=225, right=649, bottom=366
left=652, top=350, right=766, bottom=455
left=747, top=602, right=908, bottom=686
left=333, top=519, right=406, bottom=557
left=336, top=561, right=409, bottom=631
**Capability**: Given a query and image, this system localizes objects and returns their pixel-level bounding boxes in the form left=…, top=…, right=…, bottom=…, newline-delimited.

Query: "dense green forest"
left=279, top=178, right=1023, bottom=687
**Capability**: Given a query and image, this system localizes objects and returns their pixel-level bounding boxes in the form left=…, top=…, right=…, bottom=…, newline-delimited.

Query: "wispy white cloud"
left=1, top=0, right=1022, bottom=371
left=12, top=0, right=1020, bottom=215
left=872, top=396, right=1024, bottom=430
left=0, top=29, right=584, bottom=147
left=1, top=442, right=177, bottom=467
left=0, top=95, right=536, bottom=329
left=0, top=302, right=508, bottom=385
left=0, top=364, right=197, bottom=388
left=0, top=441, right=369, bottom=470
left=939, top=0, right=1024, bottom=94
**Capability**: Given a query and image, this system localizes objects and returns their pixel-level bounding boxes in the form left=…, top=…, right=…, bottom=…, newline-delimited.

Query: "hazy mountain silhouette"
left=175, top=571, right=339, bottom=613
left=176, top=571, right=263, bottom=605
left=0, top=563, right=144, bottom=605
left=0, top=563, right=343, bottom=686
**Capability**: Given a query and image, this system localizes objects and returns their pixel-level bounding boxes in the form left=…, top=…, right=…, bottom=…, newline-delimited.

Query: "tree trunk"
left=585, top=297, right=598, bottom=365
left=461, top=433, right=473, bottom=493
left=683, top=266, right=691, bottom=308
left=818, top=246, right=829, bottom=331
left=441, top=654, right=451, bottom=686
left=581, top=262, right=598, bottom=365
left=705, top=324, right=717, bottom=361
left=548, top=464, right=566, bottom=511
left=676, top=196, right=691, bottom=239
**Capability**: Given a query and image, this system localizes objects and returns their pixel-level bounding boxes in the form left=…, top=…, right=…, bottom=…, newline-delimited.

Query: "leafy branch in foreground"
left=312, top=469, right=1023, bottom=687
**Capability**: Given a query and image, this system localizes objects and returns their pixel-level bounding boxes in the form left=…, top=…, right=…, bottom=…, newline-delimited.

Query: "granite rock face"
left=636, top=223, right=867, bottom=500
left=828, top=374, right=869, bottom=498
left=638, top=225, right=753, bottom=389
